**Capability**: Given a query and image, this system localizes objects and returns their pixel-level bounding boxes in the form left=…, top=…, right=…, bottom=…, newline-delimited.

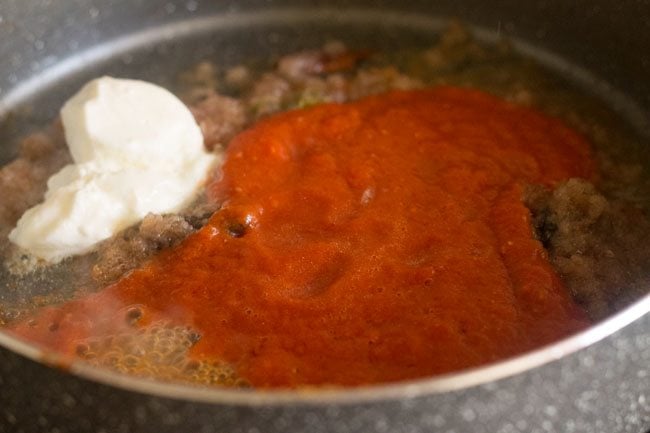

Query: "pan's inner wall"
left=1, top=0, right=649, bottom=369
left=0, top=3, right=648, bottom=431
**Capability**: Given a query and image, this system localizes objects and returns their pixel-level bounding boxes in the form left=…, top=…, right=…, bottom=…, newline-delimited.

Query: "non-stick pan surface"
left=0, top=1, right=648, bottom=432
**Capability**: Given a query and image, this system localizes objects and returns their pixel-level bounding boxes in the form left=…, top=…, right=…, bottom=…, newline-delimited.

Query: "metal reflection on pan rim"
left=0, top=6, right=648, bottom=408
left=0, top=293, right=647, bottom=406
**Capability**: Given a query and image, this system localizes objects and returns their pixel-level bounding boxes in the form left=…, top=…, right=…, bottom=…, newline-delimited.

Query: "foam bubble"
left=76, top=320, right=248, bottom=387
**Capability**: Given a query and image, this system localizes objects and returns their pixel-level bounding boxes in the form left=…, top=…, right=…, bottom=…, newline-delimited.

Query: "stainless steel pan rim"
left=2, top=7, right=646, bottom=126
left=0, top=8, right=451, bottom=116
left=1, top=5, right=648, bottom=409
left=1, top=294, right=647, bottom=406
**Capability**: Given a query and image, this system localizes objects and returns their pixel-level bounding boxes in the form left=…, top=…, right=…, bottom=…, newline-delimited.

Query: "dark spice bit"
left=125, top=307, right=143, bottom=326
left=226, top=221, right=247, bottom=238
left=76, top=343, right=89, bottom=357
left=188, top=331, right=202, bottom=344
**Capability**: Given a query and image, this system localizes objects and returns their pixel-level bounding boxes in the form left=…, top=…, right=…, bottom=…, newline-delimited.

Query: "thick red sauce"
left=11, top=87, right=594, bottom=387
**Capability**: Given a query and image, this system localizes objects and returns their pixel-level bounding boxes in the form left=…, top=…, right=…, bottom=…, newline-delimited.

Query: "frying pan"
left=0, top=1, right=648, bottom=432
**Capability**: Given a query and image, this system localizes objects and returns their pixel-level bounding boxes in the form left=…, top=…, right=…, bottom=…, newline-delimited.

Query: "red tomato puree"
left=10, top=87, right=595, bottom=388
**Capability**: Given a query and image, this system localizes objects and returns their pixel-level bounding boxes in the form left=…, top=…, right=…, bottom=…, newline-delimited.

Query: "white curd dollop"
left=9, top=76, right=218, bottom=262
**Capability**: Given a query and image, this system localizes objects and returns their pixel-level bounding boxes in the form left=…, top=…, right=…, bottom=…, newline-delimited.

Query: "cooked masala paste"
left=9, top=87, right=595, bottom=388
